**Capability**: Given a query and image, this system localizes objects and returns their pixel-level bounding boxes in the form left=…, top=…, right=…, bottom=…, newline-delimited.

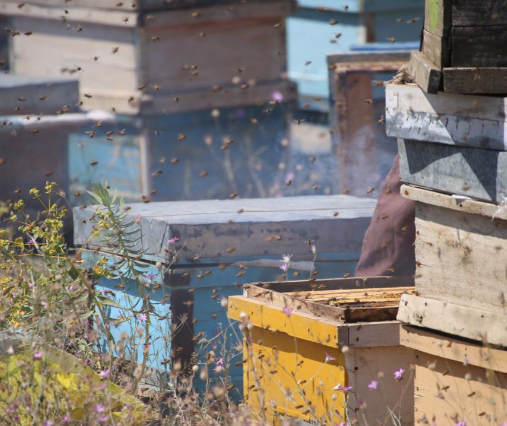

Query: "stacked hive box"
left=73, top=194, right=376, bottom=394
left=410, top=0, right=507, bottom=94
left=387, top=3, right=507, bottom=421
left=1, top=0, right=297, bottom=203
left=228, top=277, right=415, bottom=425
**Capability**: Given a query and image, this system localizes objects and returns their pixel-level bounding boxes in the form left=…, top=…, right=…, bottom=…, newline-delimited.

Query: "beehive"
left=2, top=0, right=295, bottom=114
left=73, top=194, right=377, bottom=393
left=228, top=276, right=416, bottom=425
left=410, top=0, right=507, bottom=94
left=401, top=325, right=507, bottom=426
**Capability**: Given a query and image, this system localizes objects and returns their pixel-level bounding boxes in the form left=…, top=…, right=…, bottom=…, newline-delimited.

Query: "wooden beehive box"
left=327, top=49, right=411, bottom=196
left=397, top=185, right=507, bottom=346
left=411, top=0, right=507, bottom=94
left=286, top=0, right=424, bottom=107
left=2, top=0, right=295, bottom=114
left=74, top=194, right=377, bottom=393
left=401, top=325, right=507, bottom=425
left=228, top=276, right=416, bottom=425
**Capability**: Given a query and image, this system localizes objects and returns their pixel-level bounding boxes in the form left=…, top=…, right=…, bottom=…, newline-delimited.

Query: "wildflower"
left=42, top=421, right=55, bottom=426
left=33, top=352, right=43, bottom=360
left=280, top=263, right=289, bottom=272
left=168, top=236, right=180, bottom=244
left=325, top=352, right=337, bottom=363
left=455, top=422, right=466, bottom=426
left=271, top=91, right=284, bottom=102
left=280, top=254, right=292, bottom=264
left=138, top=313, right=147, bottom=322
left=311, top=245, right=316, bottom=255
left=282, top=306, right=294, bottom=317
left=144, top=272, right=157, bottom=282
left=99, top=369, right=110, bottom=379
left=94, top=404, right=105, bottom=414
left=333, top=383, right=352, bottom=392
left=26, top=236, right=37, bottom=245
left=214, top=358, right=225, bottom=373
left=368, top=380, right=379, bottom=390
left=61, top=417, right=70, bottom=423
left=394, top=368, right=405, bottom=380
left=98, top=416, right=109, bottom=422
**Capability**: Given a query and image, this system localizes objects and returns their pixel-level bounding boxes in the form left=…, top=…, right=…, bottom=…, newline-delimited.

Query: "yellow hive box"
left=228, top=276, right=415, bottom=426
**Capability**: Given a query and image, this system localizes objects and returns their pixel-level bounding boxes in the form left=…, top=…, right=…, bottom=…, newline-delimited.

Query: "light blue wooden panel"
left=297, top=0, right=424, bottom=12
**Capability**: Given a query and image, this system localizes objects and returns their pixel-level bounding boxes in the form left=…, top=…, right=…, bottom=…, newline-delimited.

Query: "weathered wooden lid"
left=73, top=195, right=375, bottom=262
left=0, top=75, right=79, bottom=115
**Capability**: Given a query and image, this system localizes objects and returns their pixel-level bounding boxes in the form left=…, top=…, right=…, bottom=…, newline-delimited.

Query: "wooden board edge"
left=409, top=51, right=442, bottom=94
left=401, top=325, right=507, bottom=374
left=400, top=184, right=507, bottom=222
left=443, top=67, right=507, bottom=95
left=397, top=294, right=507, bottom=348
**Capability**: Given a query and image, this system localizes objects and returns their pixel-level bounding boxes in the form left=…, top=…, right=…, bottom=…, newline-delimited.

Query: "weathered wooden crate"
left=286, top=0, right=424, bottom=107
left=73, top=195, right=377, bottom=392
left=2, top=0, right=295, bottom=114
left=0, top=75, right=79, bottom=115
left=386, top=84, right=507, bottom=151
left=228, top=276, right=415, bottom=425
left=397, top=185, right=507, bottom=347
left=411, top=0, right=507, bottom=94
left=401, top=325, right=507, bottom=426
left=327, top=50, right=411, bottom=196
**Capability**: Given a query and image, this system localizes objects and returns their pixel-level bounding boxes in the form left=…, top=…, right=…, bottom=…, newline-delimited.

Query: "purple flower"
left=42, top=421, right=55, bottom=426
left=279, top=263, right=289, bottom=272
left=33, top=352, right=43, bottom=360
left=463, top=355, right=469, bottom=366
left=94, top=404, right=105, bottom=414
left=61, top=417, right=70, bottom=423
left=144, top=272, right=157, bottom=282
left=280, top=254, right=292, bottom=264
left=325, top=352, right=337, bottom=363
left=214, top=358, right=225, bottom=373
left=98, top=416, right=109, bottom=422
left=333, top=383, right=352, bottom=392
left=368, top=380, right=379, bottom=390
left=98, top=369, right=110, bottom=379
left=282, top=306, right=294, bottom=317
left=394, top=368, right=405, bottom=380
left=271, top=91, right=284, bottom=102
left=168, top=236, right=180, bottom=244
left=138, top=313, right=147, bottom=322
left=26, top=237, right=37, bottom=245
left=455, top=422, right=467, bottom=426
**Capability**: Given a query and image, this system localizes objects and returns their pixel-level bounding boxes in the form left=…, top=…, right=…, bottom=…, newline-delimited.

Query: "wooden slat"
left=386, top=84, right=507, bottom=150
left=452, top=0, right=507, bottom=27
left=443, top=67, right=507, bottom=95
left=401, top=184, right=507, bottom=221
left=451, top=26, right=507, bottom=68
left=422, top=29, right=449, bottom=69
left=401, top=325, right=507, bottom=373
left=398, top=138, right=507, bottom=203
left=409, top=51, right=441, bottom=94
left=424, top=0, right=450, bottom=39
left=397, top=294, right=507, bottom=347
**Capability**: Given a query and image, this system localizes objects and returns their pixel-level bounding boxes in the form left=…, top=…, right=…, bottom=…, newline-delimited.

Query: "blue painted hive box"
left=73, top=194, right=375, bottom=394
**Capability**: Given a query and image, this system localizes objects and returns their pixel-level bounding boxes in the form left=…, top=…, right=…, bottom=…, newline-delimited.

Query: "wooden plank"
left=386, top=84, right=507, bottom=150
left=424, top=0, right=450, bottom=39
left=407, top=193, right=507, bottom=316
left=397, top=294, right=507, bottom=347
left=398, top=138, right=507, bottom=203
left=443, top=67, right=507, bottom=95
left=452, top=0, right=507, bottom=27
left=451, top=26, right=507, bottom=68
left=409, top=51, right=441, bottom=94
left=422, top=28, right=449, bottom=69
left=401, top=184, right=507, bottom=222
left=401, top=325, right=507, bottom=374
left=228, top=295, right=341, bottom=348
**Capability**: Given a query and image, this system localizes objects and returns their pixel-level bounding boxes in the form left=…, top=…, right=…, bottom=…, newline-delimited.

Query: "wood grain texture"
left=443, top=67, right=507, bottom=95
left=73, top=195, right=376, bottom=261
left=401, top=327, right=507, bottom=426
left=451, top=26, right=507, bottom=68
left=409, top=51, right=442, bottom=94
left=386, top=84, right=507, bottom=150
left=422, top=28, right=449, bottom=69
left=424, top=0, right=450, bottom=38
left=398, top=138, right=507, bottom=203
left=401, top=325, right=507, bottom=374
left=397, top=294, right=507, bottom=347
left=452, top=0, right=507, bottom=27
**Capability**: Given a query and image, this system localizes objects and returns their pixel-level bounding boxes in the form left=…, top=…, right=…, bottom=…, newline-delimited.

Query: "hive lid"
left=244, top=276, right=415, bottom=323
left=73, top=194, right=376, bottom=263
